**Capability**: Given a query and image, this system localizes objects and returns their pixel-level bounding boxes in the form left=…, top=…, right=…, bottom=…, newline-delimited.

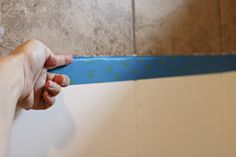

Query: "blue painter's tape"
left=48, top=56, right=236, bottom=85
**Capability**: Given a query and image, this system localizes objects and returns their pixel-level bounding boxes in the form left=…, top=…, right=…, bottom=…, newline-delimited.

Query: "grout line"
left=219, top=73, right=225, bottom=157
left=219, top=0, right=224, bottom=53
left=131, top=0, right=137, bottom=55
left=134, top=82, right=140, bottom=157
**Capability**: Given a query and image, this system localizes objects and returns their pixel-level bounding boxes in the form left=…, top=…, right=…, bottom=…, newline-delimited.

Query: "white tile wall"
left=10, top=73, right=236, bottom=157
left=10, top=82, right=137, bottom=157
left=137, top=75, right=222, bottom=157
left=222, top=73, right=236, bottom=157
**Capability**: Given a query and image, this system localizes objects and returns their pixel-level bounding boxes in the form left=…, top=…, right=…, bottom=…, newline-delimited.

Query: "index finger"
left=45, top=52, right=73, bottom=69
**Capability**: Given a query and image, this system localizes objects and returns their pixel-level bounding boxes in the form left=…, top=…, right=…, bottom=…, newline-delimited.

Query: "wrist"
left=0, top=53, right=25, bottom=104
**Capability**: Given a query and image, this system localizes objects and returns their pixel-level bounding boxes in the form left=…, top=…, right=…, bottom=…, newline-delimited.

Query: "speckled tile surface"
left=221, top=0, right=236, bottom=53
left=0, top=0, right=133, bottom=56
left=1, top=0, right=236, bottom=56
left=135, top=0, right=222, bottom=55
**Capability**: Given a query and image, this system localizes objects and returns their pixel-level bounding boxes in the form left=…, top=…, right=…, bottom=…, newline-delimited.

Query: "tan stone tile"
left=135, top=0, right=221, bottom=55
left=0, top=0, right=133, bottom=56
left=221, top=0, right=236, bottom=53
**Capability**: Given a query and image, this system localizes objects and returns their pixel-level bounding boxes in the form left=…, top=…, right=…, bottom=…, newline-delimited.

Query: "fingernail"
left=65, top=55, right=73, bottom=64
left=48, top=81, right=52, bottom=87
left=62, top=77, right=67, bottom=87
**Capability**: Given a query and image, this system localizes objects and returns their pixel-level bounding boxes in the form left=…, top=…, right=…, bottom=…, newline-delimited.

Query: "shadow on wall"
left=10, top=93, right=76, bottom=157
left=11, top=81, right=136, bottom=157
left=136, top=0, right=222, bottom=55
left=71, top=84, right=136, bottom=157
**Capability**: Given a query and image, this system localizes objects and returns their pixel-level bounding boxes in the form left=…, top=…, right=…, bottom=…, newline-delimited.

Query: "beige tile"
left=221, top=0, right=236, bottom=53
left=137, top=75, right=223, bottom=157
left=11, top=82, right=137, bottom=157
left=135, top=0, right=221, bottom=55
left=222, top=72, right=236, bottom=157
left=0, top=0, right=133, bottom=56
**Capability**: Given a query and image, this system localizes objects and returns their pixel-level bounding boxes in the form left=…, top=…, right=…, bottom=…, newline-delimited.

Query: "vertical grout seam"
left=132, top=2, right=139, bottom=156
left=134, top=81, right=140, bottom=157
left=219, top=0, right=224, bottom=53
left=219, top=73, right=225, bottom=156
left=131, top=0, right=137, bottom=55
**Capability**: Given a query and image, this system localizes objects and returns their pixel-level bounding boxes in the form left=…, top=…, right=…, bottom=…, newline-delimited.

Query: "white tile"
left=10, top=81, right=137, bottom=157
left=12, top=73, right=236, bottom=157
left=137, top=75, right=223, bottom=157
left=222, top=72, right=236, bottom=157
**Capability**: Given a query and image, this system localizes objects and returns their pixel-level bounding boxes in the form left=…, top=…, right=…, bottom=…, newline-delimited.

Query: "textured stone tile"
left=0, top=0, right=133, bottom=56
left=221, top=0, right=236, bottom=53
left=135, top=0, right=221, bottom=55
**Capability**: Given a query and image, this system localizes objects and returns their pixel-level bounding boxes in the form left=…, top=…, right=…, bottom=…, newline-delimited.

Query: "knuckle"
left=27, top=39, right=41, bottom=45
left=48, top=98, right=55, bottom=106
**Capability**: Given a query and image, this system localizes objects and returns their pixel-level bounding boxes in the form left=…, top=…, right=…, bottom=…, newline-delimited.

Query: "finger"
left=47, top=73, right=70, bottom=87
left=43, top=91, right=56, bottom=109
left=29, top=68, right=47, bottom=110
left=31, top=100, right=47, bottom=110
left=45, top=52, right=73, bottom=69
left=47, top=72, right=56, bottom=81
left=54, top=75, right=70, bottom=87
left=45, top=80, right=61, bottom=96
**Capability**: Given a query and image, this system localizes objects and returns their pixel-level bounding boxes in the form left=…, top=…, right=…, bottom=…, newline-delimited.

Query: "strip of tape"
left=49, top=56, right=236, bottom=85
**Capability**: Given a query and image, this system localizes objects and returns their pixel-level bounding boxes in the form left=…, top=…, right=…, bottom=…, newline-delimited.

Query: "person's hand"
left=12, top=39, right=73, bottom=110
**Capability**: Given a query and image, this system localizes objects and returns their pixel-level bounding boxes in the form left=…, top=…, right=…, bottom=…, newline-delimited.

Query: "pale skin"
left=0, top=39, right=73, bottom=157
